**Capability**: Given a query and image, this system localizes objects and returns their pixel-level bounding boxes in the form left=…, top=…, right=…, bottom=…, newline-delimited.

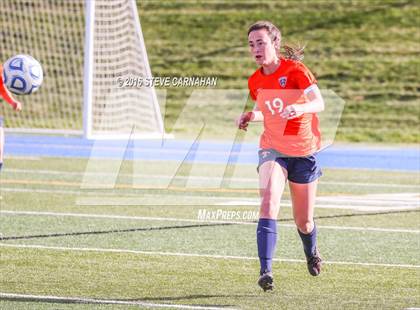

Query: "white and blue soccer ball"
left=2, top=54, right=43, bottom=95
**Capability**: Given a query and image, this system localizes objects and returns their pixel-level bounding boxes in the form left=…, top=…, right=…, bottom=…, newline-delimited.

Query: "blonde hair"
left=247, top=21, right=305, bottom=61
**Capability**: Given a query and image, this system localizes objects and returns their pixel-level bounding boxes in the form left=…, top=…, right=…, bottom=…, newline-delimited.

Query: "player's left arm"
left=280, top=64, right=324, bottom=120
left=281, top=85, right=324, bottom=119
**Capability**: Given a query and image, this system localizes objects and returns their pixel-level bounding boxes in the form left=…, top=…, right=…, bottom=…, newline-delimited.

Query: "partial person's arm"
left=0, top=66, right=22, bottom=111
left=236, top=104, right=264, bottom=131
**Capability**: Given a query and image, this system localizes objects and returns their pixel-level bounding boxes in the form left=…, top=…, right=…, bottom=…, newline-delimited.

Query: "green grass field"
left=0, top=0, right=419, bottom=309
left=0, top=156, right=419, bottom=309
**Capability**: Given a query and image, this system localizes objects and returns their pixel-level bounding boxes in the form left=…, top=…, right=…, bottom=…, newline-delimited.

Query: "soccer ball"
left=2, top=54, right=43, bottom=95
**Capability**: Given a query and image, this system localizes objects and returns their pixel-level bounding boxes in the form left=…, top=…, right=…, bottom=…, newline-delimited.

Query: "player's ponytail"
left=282, top=44, right=305, bottom=61
left=248, top=21, right=305, bottom=61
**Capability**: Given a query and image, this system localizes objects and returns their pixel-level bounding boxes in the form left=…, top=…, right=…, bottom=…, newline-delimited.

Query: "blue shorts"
left=258, top=148, right=322, bottom=184
left=0, top=116, right=3, bottom=127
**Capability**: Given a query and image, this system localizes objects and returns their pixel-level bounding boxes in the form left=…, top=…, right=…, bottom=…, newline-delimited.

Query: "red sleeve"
left=248, top=78, right=257, bottom=101
left=0, top=65, right=18, bottom=108
left=291, top=63, right=317, bottom=91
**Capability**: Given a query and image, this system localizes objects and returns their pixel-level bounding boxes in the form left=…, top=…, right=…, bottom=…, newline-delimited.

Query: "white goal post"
left=0, top=0, right=165, bottom=139
left=83, top=0, right=165, bottom=139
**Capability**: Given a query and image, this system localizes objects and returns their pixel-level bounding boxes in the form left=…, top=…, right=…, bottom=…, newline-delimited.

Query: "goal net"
left=0, top=0, right=164, bottom=139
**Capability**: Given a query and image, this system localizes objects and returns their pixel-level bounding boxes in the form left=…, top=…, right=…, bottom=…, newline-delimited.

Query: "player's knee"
left=260, top=199, right=279, bottom=219
left=296, top=220, right=314, bottom=234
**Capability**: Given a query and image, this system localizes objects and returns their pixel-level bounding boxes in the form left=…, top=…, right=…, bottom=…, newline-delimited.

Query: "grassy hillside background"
left=139, top=0, right=419, bottom=143
left=0, top=0, right=418, bottom=143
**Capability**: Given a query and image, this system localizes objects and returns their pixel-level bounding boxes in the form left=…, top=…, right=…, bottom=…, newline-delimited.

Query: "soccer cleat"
left=258, top=270, right=274, bottom=291
left=306, top=248, right=322, bottom=276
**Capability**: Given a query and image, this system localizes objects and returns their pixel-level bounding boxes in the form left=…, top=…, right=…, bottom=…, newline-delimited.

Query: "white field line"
left=321, top=181, right=419, bottom=189
left=0, top=187, right=92, bottom=195
left=0, top=187, right=153, bottom=197
left=1, top=210, right=419, bottom=234
left=213, top=193, right=419, bottom=210
left=217, top=200, right=418, bottom=207
left=1, top=186, right=419, bottom=211
left=214, top=202, right=419, bottom=212
left=0, top=243, right=419, bottom=269
left=2, top=186, right=418, bottom=207
left=0, top=292, right=234, bottom=310
left=1, top=182, right=418, bottom=206
left=4, top=168, right=420, bottom=189
left=76, top=198, right=418, bottom=211
left=300, top=204, right=418, bottom=212
left=318, top=194, right=420, bottom=204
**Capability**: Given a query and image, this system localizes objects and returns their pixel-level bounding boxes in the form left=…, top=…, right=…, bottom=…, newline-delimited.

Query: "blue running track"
left=4, top=135, right=419, bottom=172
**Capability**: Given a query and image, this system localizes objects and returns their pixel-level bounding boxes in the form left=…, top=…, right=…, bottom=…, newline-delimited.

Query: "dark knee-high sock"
left=257, top=218, right=277, bottom=274
left=298, top=223, right=318, bottom=258
left=0, top=162, right=2, bottom=172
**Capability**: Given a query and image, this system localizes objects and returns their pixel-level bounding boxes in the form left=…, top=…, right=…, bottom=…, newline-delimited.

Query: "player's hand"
left=280, top=104, right=304, bottom=120
left=13, top=100, right=22, bottom=111
left=236, top=111, right=254, bottom=131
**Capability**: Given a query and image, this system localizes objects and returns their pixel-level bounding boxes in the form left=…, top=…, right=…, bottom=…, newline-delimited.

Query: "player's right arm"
left=236, top=76, right=264, bottom=130
left=0, top=65, right=22, bottom=111
left=236, top=101, right=264, bottom=131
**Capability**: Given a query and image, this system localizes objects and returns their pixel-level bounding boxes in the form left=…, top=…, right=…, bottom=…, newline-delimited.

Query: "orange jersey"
left=248, top=58, right=321, bottom=157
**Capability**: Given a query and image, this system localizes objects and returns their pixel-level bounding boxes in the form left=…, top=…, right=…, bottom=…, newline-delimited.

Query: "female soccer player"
left=237, top=21, right=325, bottom=291
left=0, top=64, right=22, bottom=172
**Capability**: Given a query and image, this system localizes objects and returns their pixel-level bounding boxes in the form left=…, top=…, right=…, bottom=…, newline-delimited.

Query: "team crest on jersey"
left=278, top=76, right=287, bottom=88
